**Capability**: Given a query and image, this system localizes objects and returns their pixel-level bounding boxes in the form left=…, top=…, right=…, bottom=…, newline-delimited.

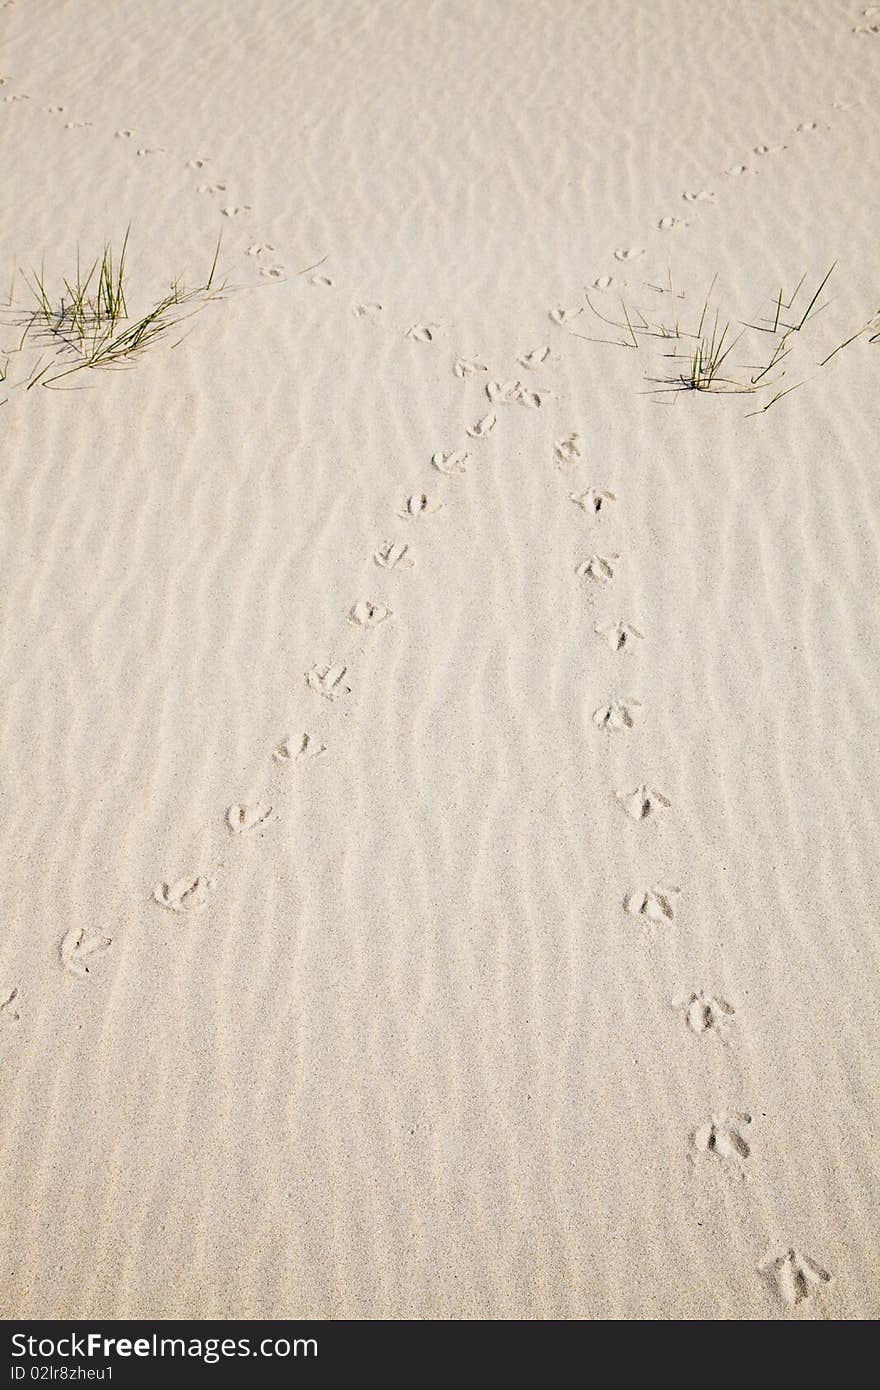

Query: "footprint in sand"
left=517, top=345, right=551, bottom=369
left=676, top=991, right=735, bottom=1035
left=246, top=244, right=275, bottom=258
left=259, top=266, right=285, bottom=279
left=617, top=784, right=670, bottom=820
left=186, top=156, right=210, bottom=168
left=554, top=432, right=583, bottom=467
left=226, top=802, right=274, bottom=833
left=595, top=619, right=643, bottom=652
left=310, top=274, right=333, bottom=287
left=486, top=380, right=550, bottom=409
left=454, top=356, right=489, bottom=378
left=625, top=885, right=679, bottom=923
left=682, top=189, right=715, bottom=202
left=153, top=875, right=213, bottom=913
left=432, top=449, right=470, bottom=476
left=754, top=142, right=787, bottom=155
left=549, top=305, right=583, bottom=326
left=60, top=927, right=113, bottom=978
left=613, top=247, right=644, bottom=262
left=692, top=1113, right=752, bottom=1162
left=398, top=492, right=442, bottom=519
left=306, top=664, right=351, bottom=700
left=592, top=275, right=618, bottom=290
left=576, top=553, right=619, bottom=584
left=136, top=145, right=164, bottom=156
left=349, top=599, right=391, bottom=628
left=760, top=1250, right=832, bottom=1307
left=65, top=120, right=93, bottom=129
left=220, top=205, right=251, bottom=217
left=657, top=215, right=689, bottom=230
left=466, top=413, right=497, bottom=439
left=593, top=697, right=641, bottom=732
left=0, top=987, right=20, bottom=1025
left=45, top=104, right=65, bottom=114
left=405, top=323, right=441, bottom=343
left=374, top=540, right=414, bottom=569
left=274, top=732, right=327, bottom=762
left=723, top=165, right=752, bottom=177
left=352, top=302, right=382, bottom=318
left=795, top=120, right=818, bottom=132
left=569, top=487, right=616, bottom=516
left=197, top=182, right=227, bottom=195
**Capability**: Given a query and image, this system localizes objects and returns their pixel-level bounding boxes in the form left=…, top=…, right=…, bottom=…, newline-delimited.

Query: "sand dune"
left=1, top=0, right=879, bottom=1319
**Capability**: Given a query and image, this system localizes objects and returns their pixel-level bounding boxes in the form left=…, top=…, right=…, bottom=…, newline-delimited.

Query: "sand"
left=1, top=0, right=879, bottom=1320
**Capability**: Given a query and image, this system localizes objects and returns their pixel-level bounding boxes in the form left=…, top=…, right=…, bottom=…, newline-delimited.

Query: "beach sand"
left=1, top=0, right=879, bottom=1319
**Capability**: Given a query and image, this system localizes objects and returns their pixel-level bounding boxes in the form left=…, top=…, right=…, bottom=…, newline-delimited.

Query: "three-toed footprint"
left=592, top=697, right=641, bottom=731
left=349, top=599, right=391, bottom=627
left=570, top=487, right=616, bottom=516
left=595, top=619, right=643, bottom=651
left=675, top=991, right=736, bottom=1035
left=398, top=493, right=442, bottom=519
left=306, top=664, right=351, bottom=699
left=760, top=1249, right=832, bottom=1307
left=624, top=885, right=679, bottom=923
left=617, top=785, right=671, bottom=820
left=576, top=553, right=619, bottom=584
left=226, top=802, right=274, bottom=832
left=692, top=1113, right=752, bottom=1162
left=60, top=926, right=113, bottom=977
left=374, top=540, right=414, bottom=569
left=274, top=732, right=327, bottom=761
left=152, top=875, right=213, bottom=913
left=0, top=986, right=20, bottom=1025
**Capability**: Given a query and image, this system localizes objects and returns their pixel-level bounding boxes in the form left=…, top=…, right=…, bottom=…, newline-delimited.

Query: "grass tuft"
left=5, top=230, right=226, bottom=390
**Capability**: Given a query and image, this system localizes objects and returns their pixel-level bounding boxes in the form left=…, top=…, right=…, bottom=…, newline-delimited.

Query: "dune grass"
left=578, top=264, right=870, bottom=413
left=6, top=229, right=225, bottom=390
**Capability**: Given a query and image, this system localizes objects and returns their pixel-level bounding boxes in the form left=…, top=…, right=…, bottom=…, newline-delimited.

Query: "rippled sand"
left=1, top=0, right=879, bottom=1318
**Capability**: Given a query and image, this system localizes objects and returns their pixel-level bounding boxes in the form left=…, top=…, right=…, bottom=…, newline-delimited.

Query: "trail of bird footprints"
left=3, top=27, right=862, bottom=1315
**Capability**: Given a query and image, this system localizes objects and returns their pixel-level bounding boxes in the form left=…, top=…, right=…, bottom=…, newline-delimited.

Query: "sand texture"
left=1, top=0, right=879, bottom=1319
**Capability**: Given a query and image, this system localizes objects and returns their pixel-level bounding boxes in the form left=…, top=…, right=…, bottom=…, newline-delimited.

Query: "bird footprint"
left=306, top=664, right=351, bottom=699
left=0, top=987, right=20, bottom=1025
left=432, top=449, right=469, bottom=475
left=405, top=323, right=440, bottom=343
left=349, top=599, right=391, bottom=627
left=61, top=927, right=112, bottom=977
left=549, top=305, right=583, bottom=326
left=374, top=540, right=414, bottom=569
left=693, top=1113, right=752, bottom=1161
left=570, top=487, right=616, bottom=515
left=576, top=553, right=619, bottom=584
left=453, top=356, right=488, bottom=378
left=466, top=412, right=497, bottom=438
left=398, top=492, right=442, bottom=518
left=595, top=619, right=643, bottom=651
left=226, top=802, right=274, bottom=832
left=676, top=991, right=735, bottom=1034
left=517, top=346, right=550, bottom=368
left=760, top=1250, right=832, bottom=1307
left=554, top=433, right=583, bottom=467
left=274, top=732, right=326, bottom=761
left=153, top=875, right=213, bottom=913
left=617, top=785, right=670, bottom=820
left=625, top=885, right=679, bottom=922
left=593, top=697, right=641, bottom=731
